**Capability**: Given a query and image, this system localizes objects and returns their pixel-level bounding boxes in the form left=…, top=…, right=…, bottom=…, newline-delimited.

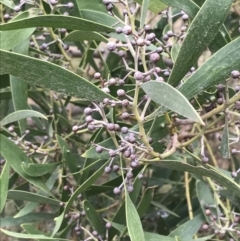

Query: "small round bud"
left=129, top=136, right=136, bottom=143
left=138, top=173, right=143, bottom=179
left=114, top=124, right=120, bottom=131
left=205, top=209, right=211, bottom=216
left=107, top=123, right=115, bottom=131
left=231, top=149, right=238, bottom=154
left=85, top=115, right=93, bottom=123
left=106, top=222, right=112, bottom=229
left=63, top=185, right=69, bottom=190
left=127, top=185, right=134, bottom=193
left=145, top=40, right=151, bottom=46
left=14, top=5, right=21, bottom=12
left=190, top=67, right=196, bottom=72
left=147, top=33, right=156, bottom=42
left=67, top=2, right=74, bottom=8
left=118, top=50, right=126, bottom=58
left=134, top=71, right=144, bottom=81
left=164, top=71, right=170, bottom=77
left=94, top=72, right=101, bottom=79
left=231, top=70, right=240, bottom=79
left=113, top=187, right=121, bottom=194
left=231, top=172, right=238, bottom=178
left=181, top=26, right=187, bottom=32
left=77, top=194, right=82, bottom=199
left=149, top=52, right=160, bottom=63
left=148, top=137, right=153, bottom=144
left=103, top=0, right=110, bottom=4
left=109, top=150, right=116, bottom=157
left=156, top=77, right=164, bottom=82
left=102, top=87, right=110, bottom=93
left=106, top=3, right=113, bottom=11
left=235, top=85, right=240, bottom=93
left=121, top=112, right=130, bottom=120
left=162, top=34, right=169, bottom=41
left=144, top=25, right=151, bottom=32
left=126, top=171, right=133, bottom=179
left=136, top=38, right=145, bottom=46
left=108, top=78, right=117, bottom=86
left=124, top=150, right=131, bottom=157
left=96, top=146, right=103, bottom=153
left=217, top=84, right=225, bottom=91
left=50, top=0, right=58, bottom=5
left=167, top=30, right=174, bottom=37
left=87, top=124, right=95, bottom=131
left=84, top=107, right=93, bottom=115
left=81, top=211, right=86, bottom=216
left=107, top=42, right=117, bottom=51
left=202, top=156, right=209, bottom=163
left=63, top=44, right=69, bottom=50
left=92, top=231, right=98, bottom=237
left=60, top=202, right=65, bottom=206
left=60, top=28, right=67, bottom=33
left=182, top=14, right=189, bottom=21
left=121, top=99, right=129, bottom=107
left=105, top=166, right=112, bottom=174
left=130, top=161, right=138, bottom=168
left=41, top=43, right=48, bottom=50
left=116, top=27, right=122, bottom=34
left=122, top=25, right=132, bottom=35
left=202, top=224, right=209, bottom=230
left=103, top=98, right=110, bottom=104
left=131, top=39, right=136, bottom=46
left=118, top=79, right=125, bottom=85
left=217, top=98, right=223, bottom=105
left=72, top=125, right=79, bottom=132
left=4, top=14, right=10, bottom=20
left=8, top=126, right=14, bottom=132
left=156, top=47, right=163, bottom=53
left=117, top=89, right=125, bottom=97
left=113, top=165, right=120, bottom=172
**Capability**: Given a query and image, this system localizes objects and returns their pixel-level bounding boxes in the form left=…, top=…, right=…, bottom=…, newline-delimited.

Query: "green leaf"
left=0, top=0, right=15, bottom=9
left=0, top=229, right=71, bottom=240
left=83, top=200, right=105, bottom=235
left=51, top=161, right=109, bottom=236
left=0, top=162, right=10, bottom=213
left=7, top=190, right=59, bottom=205
left=10, top=39, right=30, bottom=134
left=0, top=213, right=56, bottom=228
left=125, top=192, right=145, bottom=241
left=0, top=110, right=47, bottom=127
left=171, top=43, right=180, bottom=63
left=151, top=201, right=179, bottom=217
left=63, top=30, right=108, bottom=42
left=137, top=186, right=154, bottom=217
left=196, top=180, right=218, bottom=225
left=179, top=37, right=240, bottom=100
left=21, top=162, right=61, bottom=177
left=134, top=0, right=167, bottom=13
left=142, top=81, right=204, bottom=125
left=0, top=49, right=115, bottom=102
left=0, top=15, right=113, bottom=32
left=220, top=122, right=230, bottom=158
left=0, top=29, right=35, bottom=50
left=169, top=214, right=205, bottom=239
left=146, top=160, right=240, bottom=199
left=168, top=0, right=232, bottom=87
left=140, top=0, right=150, bottom=28
left=0, top=134, right=52, bottom=195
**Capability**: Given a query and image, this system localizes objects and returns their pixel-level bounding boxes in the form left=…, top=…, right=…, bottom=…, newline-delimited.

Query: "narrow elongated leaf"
left=125, top=193, right=145, bottom=241
left=179, top=37, right=240, bottom=100
left=0, top=162, right=10, bottom=213
left=0, top=15, right=113, bottom=32
left=10, top=39, right=29, bottom=134
left=146, top=160, right=240, bottom=199
left=0, top=110, right=47, bottom=127
left=169, top=214, right=205, bottom=239
left=7, top=190, right=59, bottom=205
left=51, top=161, right=109, bottom=236
left=220, top=122, right=230, bottom=158
left=0, top=29, right=35, bottom=50
left=0, top=213, right=55, bottom=227
left=0, top=229, right=71, bottom=240
left=0, top=134, right=52, bottom=195
left=142, top=81, right=204, bottom=125
left=151, top=201, right=179, bottom=217
left=21, top=162, right=61, bottom=177
left=137, top=187, right=154, bottom=217
left=0, top=0, right=15, bottom=9
left=83, top=200, right=105, bottom=235
left=168, top=0, right=232, bottom=87
left=63, top=30, right=108, bottom=42
left=0, top=50, right=114, bottom=102
left=134, top=0, right=167, bottom=13
left=140, top=0, right=150, bottom=28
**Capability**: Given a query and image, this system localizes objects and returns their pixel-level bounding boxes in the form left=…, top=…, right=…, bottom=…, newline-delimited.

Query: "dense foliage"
left=0, top=0, right=240, bottom=240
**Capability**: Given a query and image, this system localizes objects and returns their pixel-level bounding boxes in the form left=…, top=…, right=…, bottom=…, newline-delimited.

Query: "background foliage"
left=0, top=0, right=240, bottom=240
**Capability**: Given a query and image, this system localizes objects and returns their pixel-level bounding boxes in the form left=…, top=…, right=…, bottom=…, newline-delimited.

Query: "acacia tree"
left=0, top=0, right=240, bottom=240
